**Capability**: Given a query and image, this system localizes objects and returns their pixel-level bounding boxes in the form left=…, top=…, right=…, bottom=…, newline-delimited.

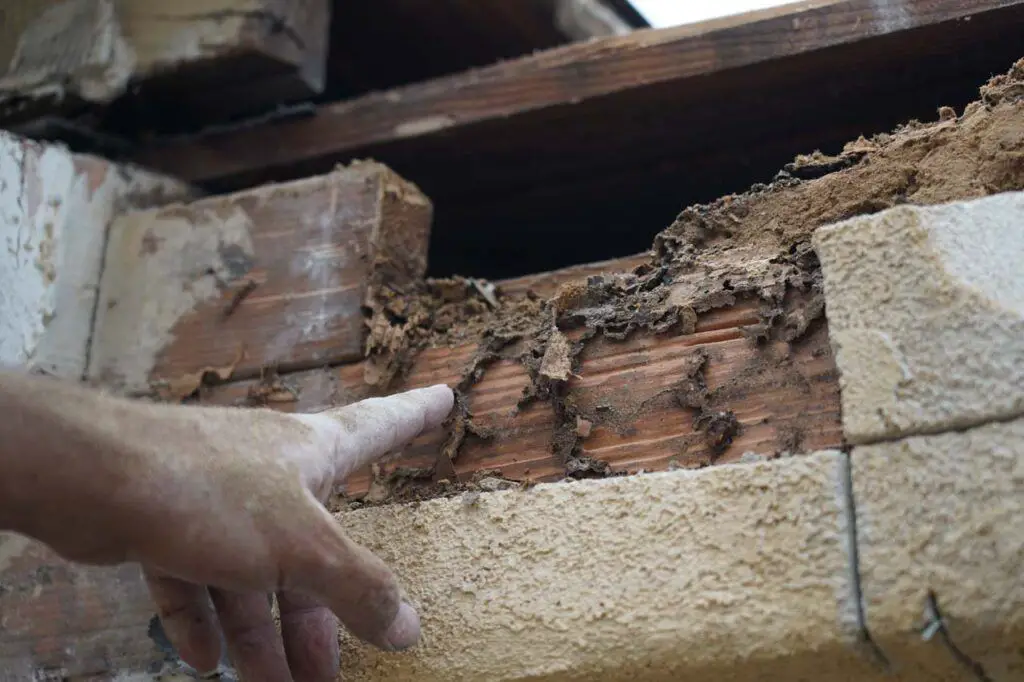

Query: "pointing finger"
left=313, top=385, right=454, bottom=480
left=284, top=503, right=420, bottom=652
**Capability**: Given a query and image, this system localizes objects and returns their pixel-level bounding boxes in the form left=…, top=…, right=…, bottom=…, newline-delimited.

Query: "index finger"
left=304, top=384, right=454, bottom=481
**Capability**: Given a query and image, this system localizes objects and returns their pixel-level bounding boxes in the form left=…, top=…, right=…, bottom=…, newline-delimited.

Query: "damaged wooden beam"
left=202, top=237, right=843, bottom=496
left=0, top=0, right=331, bottom=131
left=204, top=294, right=840, bottom=498
left=88, top=161, right=432, bottom=397
left=200, top=55, right=1024, bottom=498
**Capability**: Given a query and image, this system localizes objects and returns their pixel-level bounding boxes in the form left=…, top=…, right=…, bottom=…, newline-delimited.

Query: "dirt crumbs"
left=356, top=58, right=1024, bottom=497
left=332, top=468, right=525, bottom=511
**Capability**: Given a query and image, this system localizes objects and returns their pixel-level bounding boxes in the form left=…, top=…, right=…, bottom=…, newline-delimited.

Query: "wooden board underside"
left=324, top=0, right=645, bottom=100
left=131, top=0, right=1023, bottom=189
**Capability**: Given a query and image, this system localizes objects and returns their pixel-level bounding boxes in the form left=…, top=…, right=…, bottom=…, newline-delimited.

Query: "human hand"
left=129, top=386, right=453, bottom=680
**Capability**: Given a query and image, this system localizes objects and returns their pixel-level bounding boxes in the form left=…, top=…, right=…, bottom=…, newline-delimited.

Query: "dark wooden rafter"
left=129, top=0, right=1024, bottom=278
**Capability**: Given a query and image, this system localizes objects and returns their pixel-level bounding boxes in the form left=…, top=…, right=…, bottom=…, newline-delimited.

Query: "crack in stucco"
left=849, top=408, right=1024, bottom=449
left=921, top=591, right=994, bottom=682
left=839, top=450, right=892, bottom=670
left=15, top=142, right=27, bottom=266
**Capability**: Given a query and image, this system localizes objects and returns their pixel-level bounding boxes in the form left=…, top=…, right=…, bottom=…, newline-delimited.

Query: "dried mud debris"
left=333, top=467, right=524, bottom=510
left=243, top=375, right=299, bottom=406
left=358, top=58, right=1024, bottom=483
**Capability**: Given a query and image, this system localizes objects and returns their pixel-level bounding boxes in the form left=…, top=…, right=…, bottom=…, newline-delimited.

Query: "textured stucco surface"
left=814, top=191, right=1024, bottom=444
left=0, top=131, right=190, bottom=378
left=853, top=418, right=1024, bottom=680
left=337, top=452, right=873, bottom=681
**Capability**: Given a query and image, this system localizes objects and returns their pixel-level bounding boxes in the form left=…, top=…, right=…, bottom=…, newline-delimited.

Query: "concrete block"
left=814, top=191, right=1024, bottom=444
left=0, top=131, right=191, bottom=379
left=337, top=452, right=872, bottom=681
left=852, top=418, right=1024, bottom=679
left=89, top=161, right=432, bottom=396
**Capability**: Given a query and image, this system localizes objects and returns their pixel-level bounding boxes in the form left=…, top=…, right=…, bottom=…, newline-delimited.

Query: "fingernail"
left=385, top=601, right=421, bottom=651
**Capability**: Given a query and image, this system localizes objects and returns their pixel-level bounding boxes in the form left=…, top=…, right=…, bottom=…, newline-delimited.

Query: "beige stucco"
left=853, top=418, right=1024, bottom=680
left=814, top=191, right=1024, bottom=445
left=337, top=452, right=880, bottom=681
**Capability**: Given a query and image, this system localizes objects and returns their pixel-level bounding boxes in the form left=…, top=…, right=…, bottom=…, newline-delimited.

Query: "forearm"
left=0, top=369, right=150, bottom=560
left=0, top=369, right=332, bottom=566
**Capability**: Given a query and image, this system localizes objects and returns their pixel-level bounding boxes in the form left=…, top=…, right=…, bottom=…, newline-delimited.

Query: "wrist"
left=0, top=372, right=154, bottom=562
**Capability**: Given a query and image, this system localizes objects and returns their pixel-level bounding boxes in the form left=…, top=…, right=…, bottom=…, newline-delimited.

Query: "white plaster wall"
left=0, top=131, right=191, bottom=378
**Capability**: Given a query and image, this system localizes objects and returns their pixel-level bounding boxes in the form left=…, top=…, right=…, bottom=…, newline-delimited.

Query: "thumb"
left=283, top=500, right=419, bottom=651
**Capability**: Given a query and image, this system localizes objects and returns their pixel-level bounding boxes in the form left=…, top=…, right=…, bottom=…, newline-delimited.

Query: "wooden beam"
left=199, top=234, right=842, bottom=497
left=88, top=161, right=432, bottom=396
left=195, top=51, right=1024, bottom=496
left=128, top=0, right=1024, bottom=278
left=202, top=300, right=841, bottom=499
left=132, top=0, right=1023, bottom=190
left=0, top=0, right=330, bottom=129
left=0, top=534, right=168, bottom=677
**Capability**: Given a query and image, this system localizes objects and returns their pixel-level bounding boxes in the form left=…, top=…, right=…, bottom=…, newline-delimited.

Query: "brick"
left=852, top=418, right=1024, bottom=678
left=338, top=451, right=868, bottom=681
left=0, top=131, right=191, bottom=379
left=813, top=192, right=1024, bottom=445
left=89, top=161, right=432, bottom=396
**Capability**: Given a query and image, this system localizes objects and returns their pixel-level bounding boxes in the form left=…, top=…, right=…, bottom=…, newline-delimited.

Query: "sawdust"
left=361, top=59, right=1024, bottom=481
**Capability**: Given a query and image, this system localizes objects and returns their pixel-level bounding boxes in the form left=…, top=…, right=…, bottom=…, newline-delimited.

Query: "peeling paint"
left=90, top=203, right=256, bottom=393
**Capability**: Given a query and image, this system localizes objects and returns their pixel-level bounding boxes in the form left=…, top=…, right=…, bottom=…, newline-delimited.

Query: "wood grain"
left=203, top=298, right=841, bottom=496
left=89, top=161, right=432, bottom=395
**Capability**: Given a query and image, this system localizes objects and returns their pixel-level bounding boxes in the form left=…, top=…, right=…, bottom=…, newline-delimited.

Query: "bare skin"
left=0, top=369, right=455, bottom=680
